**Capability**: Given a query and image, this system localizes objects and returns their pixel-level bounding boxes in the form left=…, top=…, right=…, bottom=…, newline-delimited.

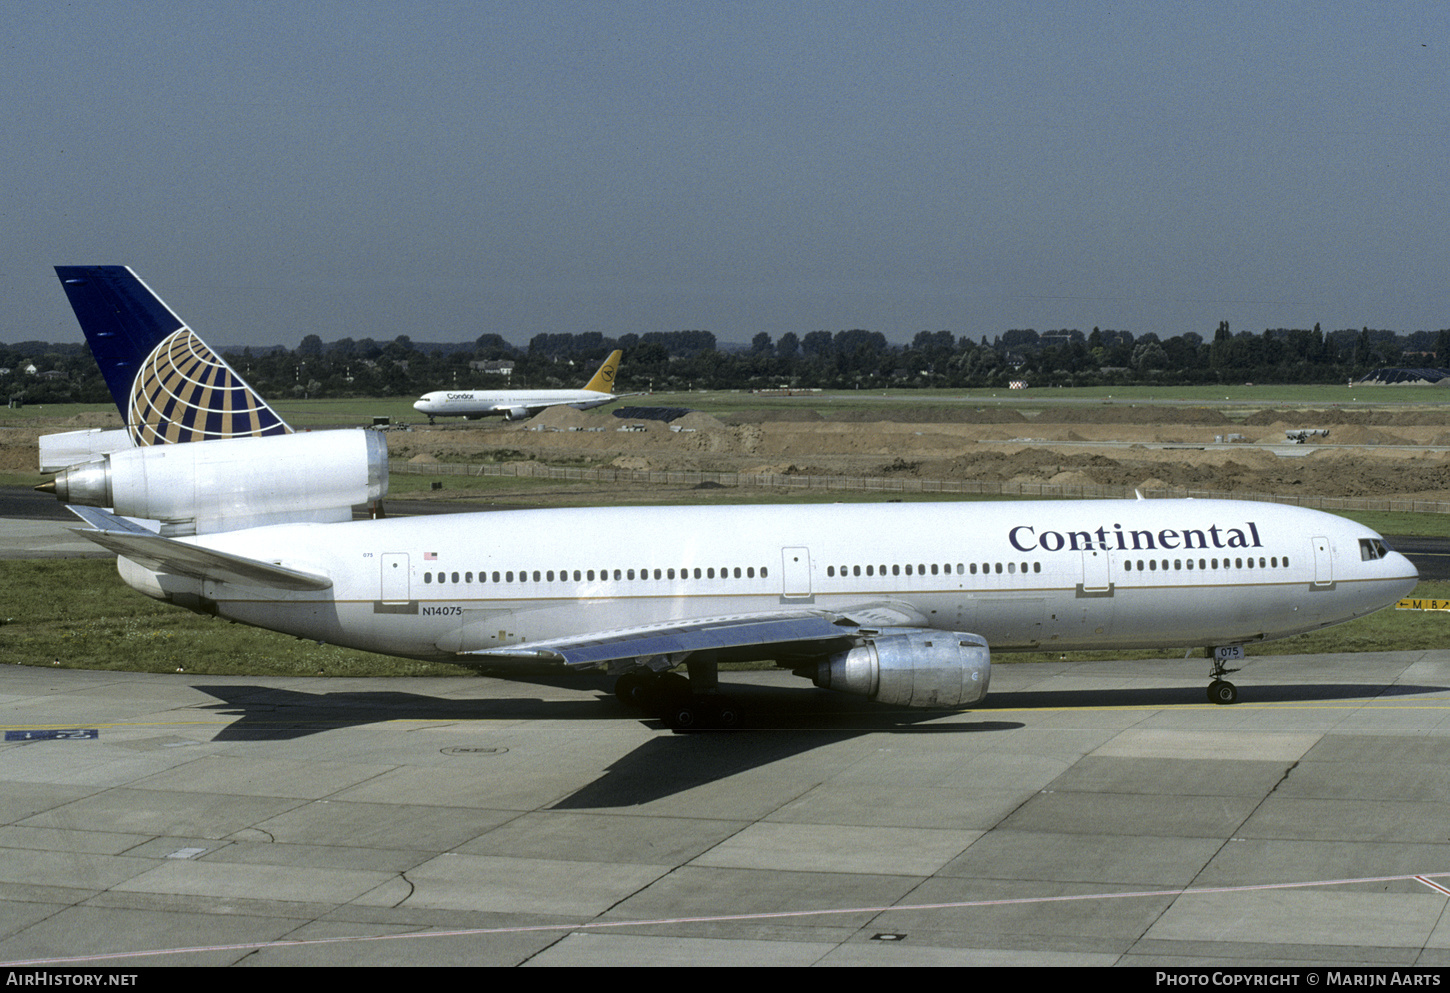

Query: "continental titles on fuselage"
left=1009, top=522, right=1264, bottom=554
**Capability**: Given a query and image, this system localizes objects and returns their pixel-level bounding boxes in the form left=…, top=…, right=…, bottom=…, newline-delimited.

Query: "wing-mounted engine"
left=502, top=406, right=532, bottom=421
left=39, top=428, right=387, bottom=536
left=811, top=629, right=990, bottom=708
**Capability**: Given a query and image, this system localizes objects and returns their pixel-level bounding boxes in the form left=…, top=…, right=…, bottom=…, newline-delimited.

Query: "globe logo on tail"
left=128, top=329, right=290, bottom=446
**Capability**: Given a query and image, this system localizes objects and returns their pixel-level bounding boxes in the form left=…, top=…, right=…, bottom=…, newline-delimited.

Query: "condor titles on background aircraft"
left=412, top=350, right=629, bottom=423
left=40, top=267, right=1419, bottom=728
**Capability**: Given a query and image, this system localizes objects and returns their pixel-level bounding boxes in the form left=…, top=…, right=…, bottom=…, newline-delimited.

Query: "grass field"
left=228, top=383, right=1450, bottom=425
left=4, top=382, right=1445, bottom=434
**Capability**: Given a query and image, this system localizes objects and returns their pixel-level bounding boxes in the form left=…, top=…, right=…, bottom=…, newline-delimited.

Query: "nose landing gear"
left=1207, top=679, right=1238, bottom=705
left=1206, top=647, right=1243, bottom=705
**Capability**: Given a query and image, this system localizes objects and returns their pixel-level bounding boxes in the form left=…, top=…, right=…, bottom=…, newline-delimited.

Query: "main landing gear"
left=614, top=667, right=743, bottom=731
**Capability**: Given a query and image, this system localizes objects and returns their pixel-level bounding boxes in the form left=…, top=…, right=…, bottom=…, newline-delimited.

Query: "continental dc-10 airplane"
left=39, top=267, right=1419, bottom=728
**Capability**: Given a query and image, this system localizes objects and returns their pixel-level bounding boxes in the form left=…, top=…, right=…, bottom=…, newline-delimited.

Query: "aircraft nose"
left=1400, top=549, right=1420, bottom=583
left=1383, top=538, right=1419, bottom=579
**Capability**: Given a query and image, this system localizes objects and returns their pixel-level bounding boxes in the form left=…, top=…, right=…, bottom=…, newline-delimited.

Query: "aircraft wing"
left=67, top=506, right=333, bottom=592
left=527, top=394, right=630, bottom=415
left=458, top=610, right=861, bottom=670
left=455, top=599, right=932, bottom=670
left=483, top=397, right=620, bottom=420
left=566, top=395, right=621, bottom=412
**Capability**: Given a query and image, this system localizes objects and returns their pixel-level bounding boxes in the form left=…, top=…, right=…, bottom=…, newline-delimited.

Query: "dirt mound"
left=0, top=428, right=44, bottom=474
left=1328, top=425, right=1410, bottom=445
left=723, top=408, right=825, bottom=423
left=1036, top=404, right=1232, bottom=425
left=529, top=405, right=600, bottom=430
left=828, top=406, right=1029, bottom=424
left=673, top=411, right=729, bottom=432
left=1367, top=410, right=1450, bottom=426
left=1241, top=408, right=1370, bottom=426
left=1245, top=404, right=1450, bottom=428
left=14, top=395, right=1450, bottom=503
left=60, top=412, right=123, bottom=428
left=406, top=398, right=1450, bottom=500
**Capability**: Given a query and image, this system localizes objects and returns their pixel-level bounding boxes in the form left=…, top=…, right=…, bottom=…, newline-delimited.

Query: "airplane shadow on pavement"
left=186, top=676, right=1444, bottom=807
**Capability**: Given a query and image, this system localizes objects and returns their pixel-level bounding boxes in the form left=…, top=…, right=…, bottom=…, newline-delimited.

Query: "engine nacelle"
left=502, top=407, right=531, bottom=421
left=814, top=630, right=991, bottom=708
left=43, top=428, right=387, bottom=536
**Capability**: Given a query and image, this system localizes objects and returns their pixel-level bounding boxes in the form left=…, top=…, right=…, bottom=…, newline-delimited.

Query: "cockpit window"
left=1359, top=538, right=1388, bottom=561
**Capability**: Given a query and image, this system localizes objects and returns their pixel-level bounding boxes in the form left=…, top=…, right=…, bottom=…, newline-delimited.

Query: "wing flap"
left=67, top=506, right=332, bottom=592
left=459, top=611, right=859, bottom=669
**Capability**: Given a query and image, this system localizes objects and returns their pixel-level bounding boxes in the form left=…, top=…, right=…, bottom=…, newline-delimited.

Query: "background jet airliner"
left=41, top=266, right=1420, bottom=728
left=412, top=350, right=630, bottom=422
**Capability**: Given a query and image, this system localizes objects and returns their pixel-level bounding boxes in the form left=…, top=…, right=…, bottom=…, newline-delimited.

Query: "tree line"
left=5, top=322, right=1449, bottom=405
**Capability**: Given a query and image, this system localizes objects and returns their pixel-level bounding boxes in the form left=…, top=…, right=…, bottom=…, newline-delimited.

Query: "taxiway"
left=0, top=654, right=1449, bottom=966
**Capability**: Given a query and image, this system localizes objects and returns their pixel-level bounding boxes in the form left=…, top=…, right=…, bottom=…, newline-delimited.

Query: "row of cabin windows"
left=1123, top=555, right=1289, bottom=572
left=421, top=554, right=1294, bottom=587
left=826, top=562, right=1043, bottom=577
left=421, top=566, right=767, bottom=585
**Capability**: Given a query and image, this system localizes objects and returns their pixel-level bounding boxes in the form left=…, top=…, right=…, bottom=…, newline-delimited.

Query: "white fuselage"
left=412, top=389, right=616, bottom=419
left=120, top=499, right=1418, bottom=665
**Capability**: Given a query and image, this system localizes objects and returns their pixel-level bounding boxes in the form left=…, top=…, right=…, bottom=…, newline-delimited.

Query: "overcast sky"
left=5, top=1, right=1447, bottom=350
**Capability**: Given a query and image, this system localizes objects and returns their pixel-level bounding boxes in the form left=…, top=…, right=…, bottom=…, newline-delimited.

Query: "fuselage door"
left=782, top=546, right=812, bottom=600
left=1082, top=548, right=1112, bottom=593
left=1311, top=536, right=1333, bottom=587
left=381, top=553, right=411, bottom=603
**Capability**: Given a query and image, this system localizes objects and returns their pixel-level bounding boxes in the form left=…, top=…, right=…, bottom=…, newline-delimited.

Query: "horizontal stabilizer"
left=67, top=506, right=332, bottom=592
left=38, top=428, right=135, bottom=473
left=459, top=611, right=858, bottom=669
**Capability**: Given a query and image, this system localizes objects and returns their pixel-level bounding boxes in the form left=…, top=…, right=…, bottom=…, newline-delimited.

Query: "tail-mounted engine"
left=812, top=630, right=991, bottom=708
left=39, top=429, right=387, bottom=536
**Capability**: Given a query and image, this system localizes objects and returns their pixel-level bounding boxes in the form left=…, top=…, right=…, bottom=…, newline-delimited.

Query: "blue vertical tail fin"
left=54, top=266, right=290, bottom=445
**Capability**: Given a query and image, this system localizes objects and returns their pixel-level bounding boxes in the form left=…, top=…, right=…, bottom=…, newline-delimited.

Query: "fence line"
left=392, top=460, right=1450, bottom=515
